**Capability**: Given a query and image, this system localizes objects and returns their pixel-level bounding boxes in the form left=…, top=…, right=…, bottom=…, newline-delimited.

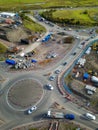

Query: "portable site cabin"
left=83, top=73, right=89, bottom=80
left=31, top=59, right=37, bottom=63
left=85, top=47, right=91, bottom=55
left=91, top=76, right=98, bottom=83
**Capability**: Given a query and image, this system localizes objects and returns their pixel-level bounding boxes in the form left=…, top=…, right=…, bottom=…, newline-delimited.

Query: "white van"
left=85, top=113, right=96, bottom=120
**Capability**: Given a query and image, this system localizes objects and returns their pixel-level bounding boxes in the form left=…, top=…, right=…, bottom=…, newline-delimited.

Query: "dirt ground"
left=0, top=32, right=76, bottom=71
left=31, top=33, right=75, bottom=69
left=13, top=119, right=88, bottom=130
left=0, top=26, right=41, bottom=49
left=7, top=27, right=29, bottom=42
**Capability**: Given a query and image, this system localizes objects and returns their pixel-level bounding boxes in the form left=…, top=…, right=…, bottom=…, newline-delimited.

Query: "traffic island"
left=7, top=78, right=43, bottom=110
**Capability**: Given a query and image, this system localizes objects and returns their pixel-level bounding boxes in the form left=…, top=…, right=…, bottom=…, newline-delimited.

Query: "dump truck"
left=47, top=110, right=64, bottom=119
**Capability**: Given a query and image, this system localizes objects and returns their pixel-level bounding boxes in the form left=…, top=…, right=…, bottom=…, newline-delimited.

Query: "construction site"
left=66, top=42, right=98, bottom=112
left=1, top=31, right=76, bottom=71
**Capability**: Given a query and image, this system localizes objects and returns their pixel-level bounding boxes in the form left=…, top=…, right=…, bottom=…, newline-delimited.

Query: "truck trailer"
left=47, top=110, right=64, bottom=119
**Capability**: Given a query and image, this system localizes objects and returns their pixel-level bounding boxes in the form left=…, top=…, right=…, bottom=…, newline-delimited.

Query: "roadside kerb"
left=57, top=60, right=75, bottom=99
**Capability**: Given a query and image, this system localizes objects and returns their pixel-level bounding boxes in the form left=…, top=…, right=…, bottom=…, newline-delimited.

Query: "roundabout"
left=7, top=78, right=44, bottom=110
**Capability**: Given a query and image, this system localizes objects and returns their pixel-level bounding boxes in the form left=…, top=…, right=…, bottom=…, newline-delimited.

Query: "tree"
left=83, top=10, right=88, bottom=14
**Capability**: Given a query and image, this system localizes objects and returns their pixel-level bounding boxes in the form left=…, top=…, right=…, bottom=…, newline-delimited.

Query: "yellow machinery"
left=92, top=42, right=98, bottom=50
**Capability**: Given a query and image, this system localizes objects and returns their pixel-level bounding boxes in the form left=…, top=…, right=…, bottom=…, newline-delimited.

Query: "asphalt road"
left=0, top=12, right=98, bottom=130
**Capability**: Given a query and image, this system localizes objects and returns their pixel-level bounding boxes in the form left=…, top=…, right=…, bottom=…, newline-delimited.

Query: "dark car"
left=63, top=62, right=67, bottom=66
left=65, top=114, right=75, bottom=120
left=72, top=52, right=76, bottom=55
left=27, top=52, right=33, bottom=57
left=81, top=42, right=85, bottom=45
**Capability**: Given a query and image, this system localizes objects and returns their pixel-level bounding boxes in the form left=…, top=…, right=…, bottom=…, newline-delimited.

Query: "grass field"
left=23, top=18, right=46, bottom=32
left=51, top=8, right=98, bottom=26
left=0, top=0, right=45, bottom=5
left=0, top=0, right=98, bottom=10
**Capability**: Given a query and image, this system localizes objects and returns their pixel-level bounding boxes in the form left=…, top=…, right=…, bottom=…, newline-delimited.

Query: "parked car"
left=81, top=42, right=85, bottom=45
left=51, top=53, right=57, bottom=58
left=65, top=114, right=75, bottom=120
left=55, top=69, right=61, bottom=74
left=46, top=54, right=51, bottom=59
left=27, top=52, right=33, bottom=57
left=49, top=75, right=56, bottom=81
left=27, top=106, right=37, bottom=114
left=85, top=113, right=96, bottom=120
left=46, top=84, right=54, bottom=90
left=63, top=62, right=67, bottom=66
left=87, top=90, right=94, bottom=95
left=72, top=52, right=76, bottom=55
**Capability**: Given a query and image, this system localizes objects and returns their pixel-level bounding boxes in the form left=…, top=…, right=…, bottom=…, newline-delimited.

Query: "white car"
left=46, top=84, right=54, bottom=90
left=85, top=113, right=96, bottom=120
left=51, top=53, right=57, bottom=58
left=27, top=106, right=37, bottom=114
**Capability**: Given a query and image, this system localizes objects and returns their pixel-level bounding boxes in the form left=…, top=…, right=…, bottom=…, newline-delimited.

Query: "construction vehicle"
left=88, top=70, right=93, bottom=74
left=7, top=46, right=20, bottom=53
left=92, top=43, right=98, bottom=50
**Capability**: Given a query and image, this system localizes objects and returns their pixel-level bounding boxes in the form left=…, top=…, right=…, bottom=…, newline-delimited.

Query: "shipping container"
left=42, top=34, right=51, bottom=42
left=6, top=59, right=16, bottom=65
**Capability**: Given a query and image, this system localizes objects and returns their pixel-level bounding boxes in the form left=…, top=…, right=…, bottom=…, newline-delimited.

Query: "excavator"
left=7, top=46, right=21, bottom=53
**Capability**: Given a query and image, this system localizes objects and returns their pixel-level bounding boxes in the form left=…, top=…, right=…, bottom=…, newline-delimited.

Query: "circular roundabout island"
left=7, top=78, right=43, bottom=110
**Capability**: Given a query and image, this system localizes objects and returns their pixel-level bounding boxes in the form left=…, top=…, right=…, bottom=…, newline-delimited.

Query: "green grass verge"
left=41, top=8, right=98, bottom=26
left=23, top=18, right=46, bottom=32
left=0, top=43, right=7, bottom=61
left=0, top=43, right=7, bottom=54
left=53, top=9, right=98, bottom=25
left=20, top=13, right=46, bottom=32
left=41, top=0, right=98, bottom=8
